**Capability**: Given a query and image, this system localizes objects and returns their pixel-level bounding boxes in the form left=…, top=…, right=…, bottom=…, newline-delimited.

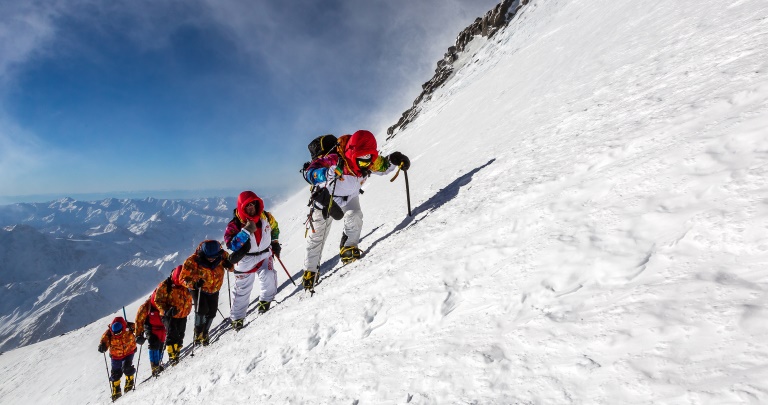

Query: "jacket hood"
left=144, top=298, right=159, bottom=312
left=171, top=265, right=183, bottom=286
left=236, top=191, right=264, bottom=223
left=110, top=316, right=128, bottom=332
left=344, top=130, right=379, bottom=176
left=195, top=239, right=223, bottom=268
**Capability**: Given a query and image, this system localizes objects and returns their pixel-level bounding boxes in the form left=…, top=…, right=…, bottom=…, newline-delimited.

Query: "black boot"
left=257, top=300, right=271, bottom=314
left=151, top=362, right=164, bottom=377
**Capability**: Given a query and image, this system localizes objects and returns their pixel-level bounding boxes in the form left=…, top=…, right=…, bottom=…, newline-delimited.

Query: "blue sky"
left=0, top=0, right=498, bottom=205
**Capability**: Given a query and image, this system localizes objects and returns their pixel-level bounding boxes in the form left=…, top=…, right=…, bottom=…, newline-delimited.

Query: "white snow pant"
left=229, top=257, right=277, bottom=321
left=304, top=196, right=363, bottom=272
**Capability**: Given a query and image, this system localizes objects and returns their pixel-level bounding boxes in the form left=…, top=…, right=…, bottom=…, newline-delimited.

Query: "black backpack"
left=301, top=134, right=338, bottom=182
left=300, top=134, right=344, bottom=221
left=308, top=134, right=338, bottom=160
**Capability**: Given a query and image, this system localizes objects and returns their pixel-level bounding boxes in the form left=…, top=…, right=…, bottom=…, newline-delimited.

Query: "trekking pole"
left=160, top=342, right=167, bottom=371
left=122, top=306, right=127, bottom=320
left=102, top=352, right=111, bottom=393
left=135, top=344, right=142, bottom=389
left=275, top=255, right=296, bottom=286
left=226, top=270, right=232, bottom=310
left=192, top=287, right=201, bottom=357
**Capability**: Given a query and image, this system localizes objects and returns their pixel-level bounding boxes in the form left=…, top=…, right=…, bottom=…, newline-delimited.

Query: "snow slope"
left=2, top=0, right=768, bottom=403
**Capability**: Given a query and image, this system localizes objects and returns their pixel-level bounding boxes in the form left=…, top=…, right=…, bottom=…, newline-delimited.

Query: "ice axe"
left=390, top=163, right=412, bottom=217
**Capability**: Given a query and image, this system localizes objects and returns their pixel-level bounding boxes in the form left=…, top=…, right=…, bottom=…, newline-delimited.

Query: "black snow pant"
left=162, top=317, right=187, bottom=347
left=147, top=330, right=164, bottom=351
left=110, top=353, right=135, bottom=381
left=193, top=290, right=219, bottom=335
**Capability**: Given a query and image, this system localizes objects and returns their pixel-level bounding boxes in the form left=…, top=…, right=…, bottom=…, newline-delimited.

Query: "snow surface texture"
left=0, top=197, right=238, bottom=352
left=2, top=0, right=768, bottom=403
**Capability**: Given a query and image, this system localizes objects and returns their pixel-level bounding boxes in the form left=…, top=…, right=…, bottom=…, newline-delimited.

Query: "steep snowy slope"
left=2, top=0, right=768, bottom=403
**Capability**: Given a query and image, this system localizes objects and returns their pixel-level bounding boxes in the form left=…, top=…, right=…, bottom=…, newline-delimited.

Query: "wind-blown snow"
left=2, top=0, right=768, bottom=403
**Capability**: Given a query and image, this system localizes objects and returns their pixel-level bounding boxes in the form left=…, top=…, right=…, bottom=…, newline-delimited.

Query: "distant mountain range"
left=0, top=196, right=270, bottom=352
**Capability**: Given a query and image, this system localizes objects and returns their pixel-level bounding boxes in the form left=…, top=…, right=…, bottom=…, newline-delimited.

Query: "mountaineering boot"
left=257, top=300, right=271, bottom=314
left=195, top=331, right=211, bottom=346
left=339, top=245, right=361, bottom=264
left=167, top=343, right=181, bottom=366
left=302, top=270, right=316, bottom=291
left=124, top=375, right=135, bottom=393
left=110, top=380, right=122, bottom=401
left=151, top=362, right=164, bottom=377
left=148, top=349, right=164, bottom=376
left=231, top=318, right=244, bottom=331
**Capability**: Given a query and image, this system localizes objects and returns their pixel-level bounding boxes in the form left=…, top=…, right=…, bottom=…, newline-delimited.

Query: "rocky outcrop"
left=387, top=0, right=528, bottom=139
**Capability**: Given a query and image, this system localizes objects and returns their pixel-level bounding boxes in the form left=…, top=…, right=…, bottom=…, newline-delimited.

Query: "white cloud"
left=0, top=2, right=59, bottom=84
left=0, top=117, right=48, bottom=193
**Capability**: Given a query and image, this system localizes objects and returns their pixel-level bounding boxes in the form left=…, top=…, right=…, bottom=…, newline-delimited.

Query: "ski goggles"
left=356, top=154, right=372, bottom=168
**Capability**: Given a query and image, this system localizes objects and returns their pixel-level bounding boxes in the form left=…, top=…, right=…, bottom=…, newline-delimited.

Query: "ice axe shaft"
left=404, top=170, right=412, bottom=217
left=390, top=163, right=411, bottom=217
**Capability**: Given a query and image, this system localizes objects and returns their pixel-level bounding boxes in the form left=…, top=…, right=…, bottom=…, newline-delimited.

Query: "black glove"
left=165, top=306, right=178, bottom=318
left=270, top=240, right=282, bottom=258
left=194, top=279, right=204, bottom=289
left=388, top=152, right=410, bottom=171
left=136, top=335, right=146, bottom=345
left=98, top=342, right=107, bottom=353
left=222, top=258, right=234, bottom=270
left=143, top=324, right=152, bottom=338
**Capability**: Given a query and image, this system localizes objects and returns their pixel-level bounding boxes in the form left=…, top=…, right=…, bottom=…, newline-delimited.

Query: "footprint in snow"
left=245, top=350, right=266, bottom=373
left=361, top=296, right=385, bottom=338
left=308, top=323, right=321, bottom=350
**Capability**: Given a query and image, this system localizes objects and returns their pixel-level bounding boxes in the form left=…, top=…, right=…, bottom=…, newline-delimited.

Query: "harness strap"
left=245, top=247, right=270, bottom=256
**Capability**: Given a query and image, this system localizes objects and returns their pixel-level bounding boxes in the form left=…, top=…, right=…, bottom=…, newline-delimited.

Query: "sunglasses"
left=356, top=154, right=372, bottom=168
